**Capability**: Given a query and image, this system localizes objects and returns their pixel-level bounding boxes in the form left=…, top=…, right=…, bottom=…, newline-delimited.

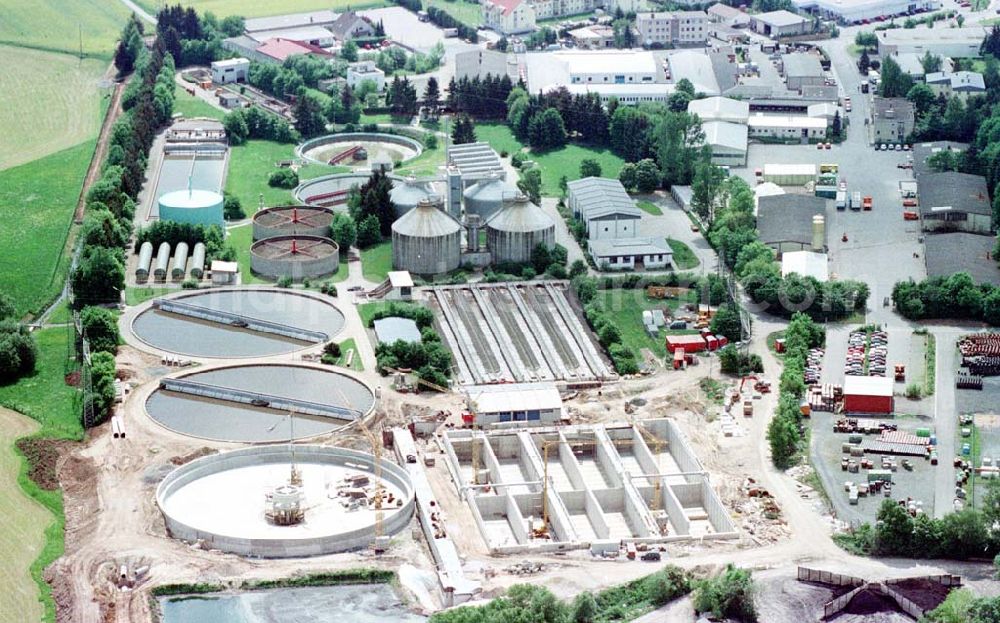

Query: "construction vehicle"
left=383, top=365, right=450, bottom=394
left=743, top=400, right=754, bottom=417
left=738, top=375, right=770, bottom=394
left=357, top=417, right=386, bottom=554
left=894, top=364, right=906, bottom=382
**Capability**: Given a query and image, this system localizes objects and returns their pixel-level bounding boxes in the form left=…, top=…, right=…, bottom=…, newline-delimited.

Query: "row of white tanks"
left=390, top=171, right=556, bottom=275
left=135, top=241, right=206, bottom=282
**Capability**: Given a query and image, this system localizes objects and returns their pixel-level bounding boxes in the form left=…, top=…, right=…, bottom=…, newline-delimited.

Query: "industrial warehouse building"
left=566, top=178, right=642, bottom=240
left=701, top=121, right=748, bottom=166
left=749, top=10, right=812, bottom=38
left=747, top=115, right=828, bottom=141
left=707, top=3, right=749, bottom=28
left=687, top=96, right=749, bottom=123
left=871, top=98, right=915, bottom=145
left=756, top=194, right=827, bottom=255
left=589, top=238, right=673, bottom=271
left=877, top=27, right=988, bottom=58
left=781, top=53, right=825, bottom=93
left=924, top=233, right=1000, bottom=286
left=792, top=0, right=940, bottom=24
left=465, top=383, right=564, bottom=426
left=454, top=49, right=518, bottom=81
left=918, top=172, right=993, bottom=235
left=211, top=58, right=249, bottom=83
left=843, top=376, right=894, bottom=414
left=925, top=71, right=986, bottom=101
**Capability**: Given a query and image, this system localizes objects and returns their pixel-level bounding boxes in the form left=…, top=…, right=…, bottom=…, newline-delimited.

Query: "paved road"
left=933, top=327, right=966, bottom=518
left=116, top=0, right=156, bottom=24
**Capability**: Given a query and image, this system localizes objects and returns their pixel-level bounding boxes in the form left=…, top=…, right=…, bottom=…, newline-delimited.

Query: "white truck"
left=836, top=190, right=847, bottom=210
left=850, top=191, right=862, bottom=211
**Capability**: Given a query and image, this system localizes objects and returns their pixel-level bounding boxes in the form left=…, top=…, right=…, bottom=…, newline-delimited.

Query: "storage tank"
left=812, top=215, right=825, bottom=252
left=485, top=193, right=555, bottom=264
left=463, top=172, right=518, bottom=221
left=154, top=242, right=171, bottom=281
left=250, top=235, right=340, bottom=281
left=253, top=205, right=335, bottom=241
left=171, top=242, right=189, bottom=280
left=136, top=241, right=154, bottom=281
left=390, top=177, right=438, bottom=219
left=158, top=188, right=224, bottom=227
left=190, top=243, right=206, bottom=279
left=391, top=198, right=462, bottom=275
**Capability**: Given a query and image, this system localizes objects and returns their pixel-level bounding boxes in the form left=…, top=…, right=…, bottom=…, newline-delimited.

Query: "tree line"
left=767, top=313, right=825, bottom=468
left=892, top=273, right=1000, bottom=325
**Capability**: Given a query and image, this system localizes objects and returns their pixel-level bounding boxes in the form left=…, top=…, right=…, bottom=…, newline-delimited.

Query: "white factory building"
left=465, top=383, right=564, bottom=426
left=211, top=58, right=249, bottom=84
left=747, top=115, right=828, bottom=140
left=687, top=96, right=749, bottom=123
left=564, top=50, right=659, bottom=85
left=877, top=27, right=988, bottom=58
left=702, top=121, right=748, bottom=167
left=528, top=50, right=670, bottom=104
left=347, top=60, right=386, bottom=92
left=793, top=0, right=940, bottom=24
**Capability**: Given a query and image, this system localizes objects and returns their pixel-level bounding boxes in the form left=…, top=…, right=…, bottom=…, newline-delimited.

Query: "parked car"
left=641, top=551, right=662, bottom=562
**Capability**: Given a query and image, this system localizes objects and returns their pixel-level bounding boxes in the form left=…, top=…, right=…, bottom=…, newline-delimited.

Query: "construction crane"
left=631, top=423, right=666, bottom=513
left=357, top=416, right=386, bottom=554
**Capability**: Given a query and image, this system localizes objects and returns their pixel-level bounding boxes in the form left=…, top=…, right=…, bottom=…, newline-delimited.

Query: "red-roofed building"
left=256, top=37, right=334, bottom=63
left=482, top=0, right=536, bottom=34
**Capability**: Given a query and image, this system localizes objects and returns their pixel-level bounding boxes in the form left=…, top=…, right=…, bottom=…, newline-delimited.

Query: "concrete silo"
left=391, top=198, right=462, bottom=276
left=158, top=189, right=224, bottom=227
left=389, top=177, right=438, bottom=219
left=463, top=172, right=518, bottom=221
left=486, top=194, right=555, bottom=264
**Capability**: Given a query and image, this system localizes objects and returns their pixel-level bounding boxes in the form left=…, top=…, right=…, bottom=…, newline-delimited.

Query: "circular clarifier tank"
left=146, top=364, right=375, bottom=443
left=156, top=445, right=415, bottom=558
left=130, top=289, right=344, bottom=358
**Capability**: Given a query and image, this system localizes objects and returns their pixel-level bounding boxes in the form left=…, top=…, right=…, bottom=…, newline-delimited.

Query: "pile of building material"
left=806, top=383, right=841, bottom=413
left=729, top=477, right=789, bottom=544
left=863, top=430, right=932, bottom=456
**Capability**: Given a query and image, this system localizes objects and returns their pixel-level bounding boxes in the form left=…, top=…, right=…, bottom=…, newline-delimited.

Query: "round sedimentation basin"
left=297, top=132, right=422, bottom=168
left=156, top=445, right=415, bottom=558
left=146, top=364, right=375, bottom=443
left=130, top=289, right=344, bottom=358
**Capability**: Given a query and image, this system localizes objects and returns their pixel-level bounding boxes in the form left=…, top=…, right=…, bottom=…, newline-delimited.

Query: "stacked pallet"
left=807, top=383, right=841, bottom=412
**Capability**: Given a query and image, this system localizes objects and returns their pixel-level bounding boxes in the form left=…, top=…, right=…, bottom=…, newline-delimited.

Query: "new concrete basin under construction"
left=146, top=364, right=376, bottom=443
left=156, top=445, right=415, bottom=557
left=129, top=289, right=344, bottom=358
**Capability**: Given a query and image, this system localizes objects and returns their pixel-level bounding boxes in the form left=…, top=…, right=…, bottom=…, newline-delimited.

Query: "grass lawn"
left=637, top=200, right=662, bottom=216
left=592, top=289, right=693, bottom=358
left=394, top=142, right=445, bottom=178
left=359, top=113, right=410, bottom=125
left=133, top=0, right=388, bottom=18
left=173, top=87, right=226, bottom=121
left=0, top=46, right=108, bottom=170
left=45, top=299, right=72, bottom=325
left=0, top=328, right=82, bottom=623
left=225, top=139, right=340, bottom=210
left=124, top=287, right=175, bottom=306
left=424, top=0, right=482, bottom=26
left=361, top=241, right=393, bottom=283
left=474, top=124, right=626, bottom=196
left=0, top=141, right=96, bottom=318
left=0, top=0, right=130, bottom=59
left=475, top=122, right=525, bottom=155
left=336, top=337, right=364, bottom=371
left=667, top=238, right=698, bottom=270
left=358, top=301, right=394, bottom=327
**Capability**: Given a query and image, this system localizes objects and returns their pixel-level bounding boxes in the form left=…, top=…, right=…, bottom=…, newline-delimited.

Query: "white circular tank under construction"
left=462, top=172, right=518, bottom=221
left=250, top=235, right=340, bottom=281
left=486, top=193, right=556, bottom=264
left=390, top=176, right=441, bottom=219
left=252, top=205, right=335, bottom=241
left=156, top=444, right=415, bottom=558
left=158, top=188, right=224, bottom=228
left=145, top=364, right=375, bottom=442
left=129, top=289, right=345, bottom=358
left=297, top=133, right=422, bottom=168
left=391, top=198, right=462, bottom=276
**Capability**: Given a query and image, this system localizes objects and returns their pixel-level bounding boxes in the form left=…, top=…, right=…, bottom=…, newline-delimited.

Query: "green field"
left=173, top=87, right=226, bottom=121
left=358, top=301, right=393, bottom=327
left=0, top=46, right=108, bottom=171
left=0, top=141, right=96, bottom=318
left=0, top=328, right=82, bottom=623
left=225, top=139, right=340, bottom=210
left=637, top=200, right=662, bottom=216
left=0, top=0, right=130, bottom=59
left=133, top=0, right=388, bottom=19
left=424, top=0, right=483, bottom=26
left=592, top=289, right=697, bottom=358
left=361, top=241, right=393, bottom=282
left=335, top=337, right=364, bottom=371
left=474, top=124, right=625, bottom=196
left=394, top=141, right=445, bottom=178
left=125, top=287, right=176, bottom=306
left=0, top=409, right=49, bottom=623
left=667, top=238, right=698, bottom=270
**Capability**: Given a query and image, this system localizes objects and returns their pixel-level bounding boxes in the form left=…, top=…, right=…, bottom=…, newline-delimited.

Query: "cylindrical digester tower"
left=391, top=198, right=462, bottom=276
left=136, top=241, right=154, bottom=281
left=462, top=172, right=517, bottom=221
left=171, top=242, right=189, bottom=280
left=190, top=243, right=206, bottom=279
left=390, top=177, right=438, bottom=219
left=485, top=194, right=555, bottom=264
left=158, top=189, right=224, bottom=228
left=812, top=215, right=825, bottom=252
left=154, top=242, right=171, bottom=281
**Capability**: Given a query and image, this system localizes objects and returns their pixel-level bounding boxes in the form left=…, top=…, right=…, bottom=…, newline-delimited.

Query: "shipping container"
left=835, top=191, right=847, bottom=210
left=665, top=334, right=707, bottom=353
